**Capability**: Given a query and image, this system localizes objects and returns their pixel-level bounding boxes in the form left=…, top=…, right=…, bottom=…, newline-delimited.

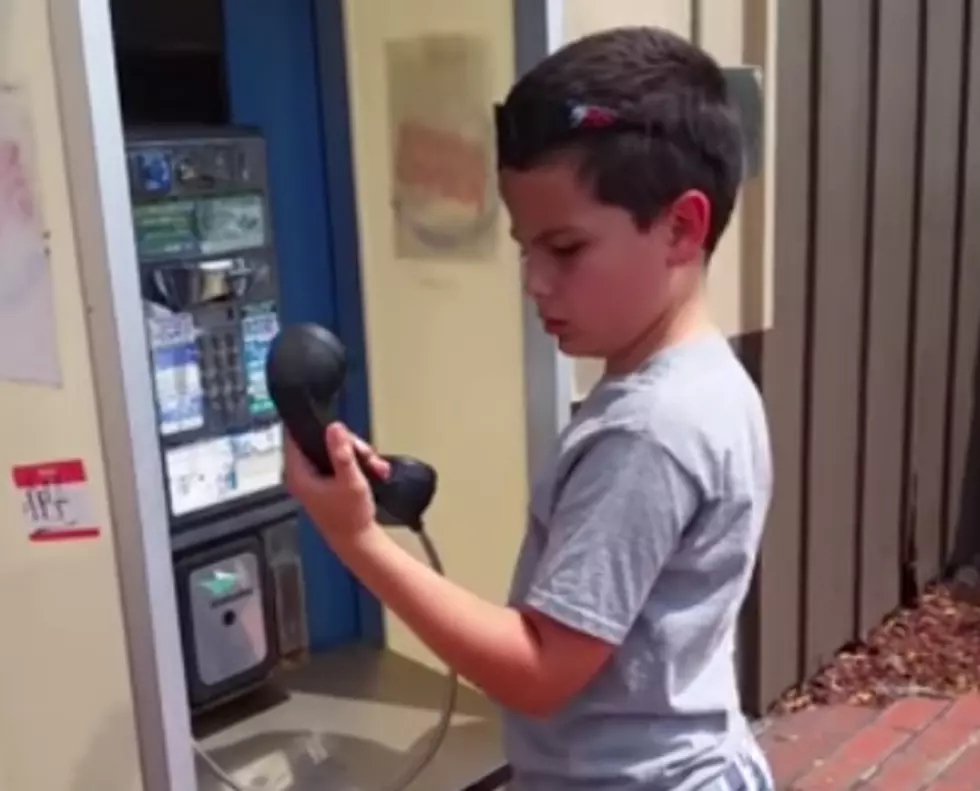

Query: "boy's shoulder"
left=557, top=334, right=767, bottom=490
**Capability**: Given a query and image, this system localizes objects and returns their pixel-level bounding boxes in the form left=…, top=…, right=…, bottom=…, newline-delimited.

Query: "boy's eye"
left=550, top=242, right=585, bottom=260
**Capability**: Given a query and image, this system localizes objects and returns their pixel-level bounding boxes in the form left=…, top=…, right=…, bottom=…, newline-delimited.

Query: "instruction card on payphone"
left=164, top=425, right=283, bottom=517
left=241, top=309, right=277, bottom=416
left=147, top=311, right=205, bottom=436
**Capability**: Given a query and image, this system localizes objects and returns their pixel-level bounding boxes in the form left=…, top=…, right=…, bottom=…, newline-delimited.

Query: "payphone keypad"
left=198, top=326, right=248, bottom=423
left=187, top=300, right=279, bottom=432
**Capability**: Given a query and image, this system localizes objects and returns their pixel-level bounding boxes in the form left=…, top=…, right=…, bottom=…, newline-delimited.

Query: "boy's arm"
left=282, top=426, right=613, bottom=716
left=328, top=427, right=696, bottom=718
left=330, top=525, right=615, bottom=718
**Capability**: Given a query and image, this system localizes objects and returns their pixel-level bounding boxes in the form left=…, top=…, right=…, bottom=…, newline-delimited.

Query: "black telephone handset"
left=265, top=323, right=437, bottom=532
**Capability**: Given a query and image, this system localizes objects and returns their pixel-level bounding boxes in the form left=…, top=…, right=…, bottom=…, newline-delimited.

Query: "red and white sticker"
left=11, top=459, right=99, bottom=542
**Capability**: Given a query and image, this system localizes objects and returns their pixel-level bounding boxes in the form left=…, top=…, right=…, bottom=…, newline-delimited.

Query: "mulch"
left=771, top=584, right=980, bottom=715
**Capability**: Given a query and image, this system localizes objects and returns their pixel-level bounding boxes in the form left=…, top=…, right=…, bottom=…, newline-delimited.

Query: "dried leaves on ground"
left=773, top=585, right=980, bottom=715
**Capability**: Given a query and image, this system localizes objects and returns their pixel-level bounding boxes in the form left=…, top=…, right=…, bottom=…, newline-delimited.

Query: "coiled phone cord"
left=193, top=526, right=458, bottom=791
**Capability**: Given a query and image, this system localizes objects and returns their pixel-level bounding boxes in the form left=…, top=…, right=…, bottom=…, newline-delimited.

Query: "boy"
left=284, top=26, right=773, bottom=791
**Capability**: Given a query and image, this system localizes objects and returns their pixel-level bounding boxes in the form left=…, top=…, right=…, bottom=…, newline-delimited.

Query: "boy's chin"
left=555, top=335, right=600, bottom=358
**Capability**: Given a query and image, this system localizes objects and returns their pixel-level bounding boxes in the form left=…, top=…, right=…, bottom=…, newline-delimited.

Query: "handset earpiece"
left=265, top=323, right=437, bottom=531
left=266, top=323, right=345, bottom=476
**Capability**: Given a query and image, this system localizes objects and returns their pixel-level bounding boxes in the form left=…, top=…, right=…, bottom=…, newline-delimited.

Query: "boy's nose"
left=522, top=261, right=554, bottom=300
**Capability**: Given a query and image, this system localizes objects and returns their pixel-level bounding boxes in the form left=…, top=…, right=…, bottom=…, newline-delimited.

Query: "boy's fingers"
left=350, top=435, right=391, bottom=479
left=326, top=423, right=367, bottom=488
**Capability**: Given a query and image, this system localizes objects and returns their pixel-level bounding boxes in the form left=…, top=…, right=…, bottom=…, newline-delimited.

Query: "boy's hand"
left=283, top=422, right=391, bottom=546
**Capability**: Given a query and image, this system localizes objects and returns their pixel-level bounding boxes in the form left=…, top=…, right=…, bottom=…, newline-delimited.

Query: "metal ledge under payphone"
left=127, top=127, right=307, bottom=712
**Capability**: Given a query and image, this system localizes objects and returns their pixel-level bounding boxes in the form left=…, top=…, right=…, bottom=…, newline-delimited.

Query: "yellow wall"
left=0, top=1, right=143, bottom=789
left=342, top=1, right=528, bottom=666
left=565, top=0, right=692, bottom=38
left=563, top=0, right=774, bottom=399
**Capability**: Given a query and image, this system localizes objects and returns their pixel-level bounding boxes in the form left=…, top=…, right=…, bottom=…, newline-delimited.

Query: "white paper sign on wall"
left=0, top=85, right=62, bottom=386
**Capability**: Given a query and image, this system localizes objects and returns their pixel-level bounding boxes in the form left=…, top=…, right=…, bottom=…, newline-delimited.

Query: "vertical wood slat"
left=804, top=0, right=873, bottom=675
left=752, top=0, right=813, bottom=711
left=947, top=0, right=980, bottom=571
left=734, top=0, right=769, bottom=714
left=907, top=0, right=970, bottom=587
left=857, top=0, right=920, bottom=637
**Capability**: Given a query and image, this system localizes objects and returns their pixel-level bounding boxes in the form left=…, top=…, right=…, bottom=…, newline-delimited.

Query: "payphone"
left=126, top=128, right=308, bottom=711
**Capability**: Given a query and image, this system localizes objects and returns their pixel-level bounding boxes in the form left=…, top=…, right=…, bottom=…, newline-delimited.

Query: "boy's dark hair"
left=495, top=26, right=743, bottom=255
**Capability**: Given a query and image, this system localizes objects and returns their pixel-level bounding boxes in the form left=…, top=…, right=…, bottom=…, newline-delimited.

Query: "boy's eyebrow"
left=510, top=227, right=582, bottom=245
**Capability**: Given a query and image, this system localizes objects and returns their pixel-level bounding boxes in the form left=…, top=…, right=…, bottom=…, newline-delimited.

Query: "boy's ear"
left=666, top=190, right=711, bottom=265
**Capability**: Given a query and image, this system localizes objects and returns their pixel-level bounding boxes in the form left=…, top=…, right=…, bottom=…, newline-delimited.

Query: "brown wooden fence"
left=739, top=0, right=980, bottom=715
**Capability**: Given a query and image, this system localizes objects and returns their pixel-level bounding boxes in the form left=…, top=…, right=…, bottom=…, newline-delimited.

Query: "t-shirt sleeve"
left=519, top=428, right=700, bottom=645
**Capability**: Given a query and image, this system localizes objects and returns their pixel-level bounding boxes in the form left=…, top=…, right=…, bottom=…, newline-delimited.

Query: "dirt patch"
left=772, top=585, right=980, bottom=714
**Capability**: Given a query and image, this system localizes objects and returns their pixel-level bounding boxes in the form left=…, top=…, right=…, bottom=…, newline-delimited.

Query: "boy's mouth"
left=541, top=317, right=567, bottom=335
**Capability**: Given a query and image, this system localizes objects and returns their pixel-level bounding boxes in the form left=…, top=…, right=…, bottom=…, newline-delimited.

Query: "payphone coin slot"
left=175, top=157, right=197, bottom=184
left=236, top=150, right=251, bottom=183
left=211, top=148, right=233, bottom=183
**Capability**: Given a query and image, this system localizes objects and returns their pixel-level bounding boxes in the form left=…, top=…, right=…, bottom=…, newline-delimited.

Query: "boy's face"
left=500, top=159, right=707, bottom=360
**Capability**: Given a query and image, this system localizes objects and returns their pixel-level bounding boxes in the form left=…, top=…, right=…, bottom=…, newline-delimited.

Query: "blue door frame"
left=223, top=0, right=383, bottom=648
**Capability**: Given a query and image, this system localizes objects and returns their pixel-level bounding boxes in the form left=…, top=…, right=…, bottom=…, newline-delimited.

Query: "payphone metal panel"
left=127, top=128, right=288, bottom=537
left=174, top=534, right=277, bottom=709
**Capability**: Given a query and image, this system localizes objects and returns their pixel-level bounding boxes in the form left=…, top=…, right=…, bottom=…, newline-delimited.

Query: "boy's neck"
left=604, top=291, right=715, bottom=376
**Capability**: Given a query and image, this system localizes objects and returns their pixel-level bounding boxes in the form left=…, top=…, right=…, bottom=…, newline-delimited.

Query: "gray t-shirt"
left=504, top=332, right=772, bottom=790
